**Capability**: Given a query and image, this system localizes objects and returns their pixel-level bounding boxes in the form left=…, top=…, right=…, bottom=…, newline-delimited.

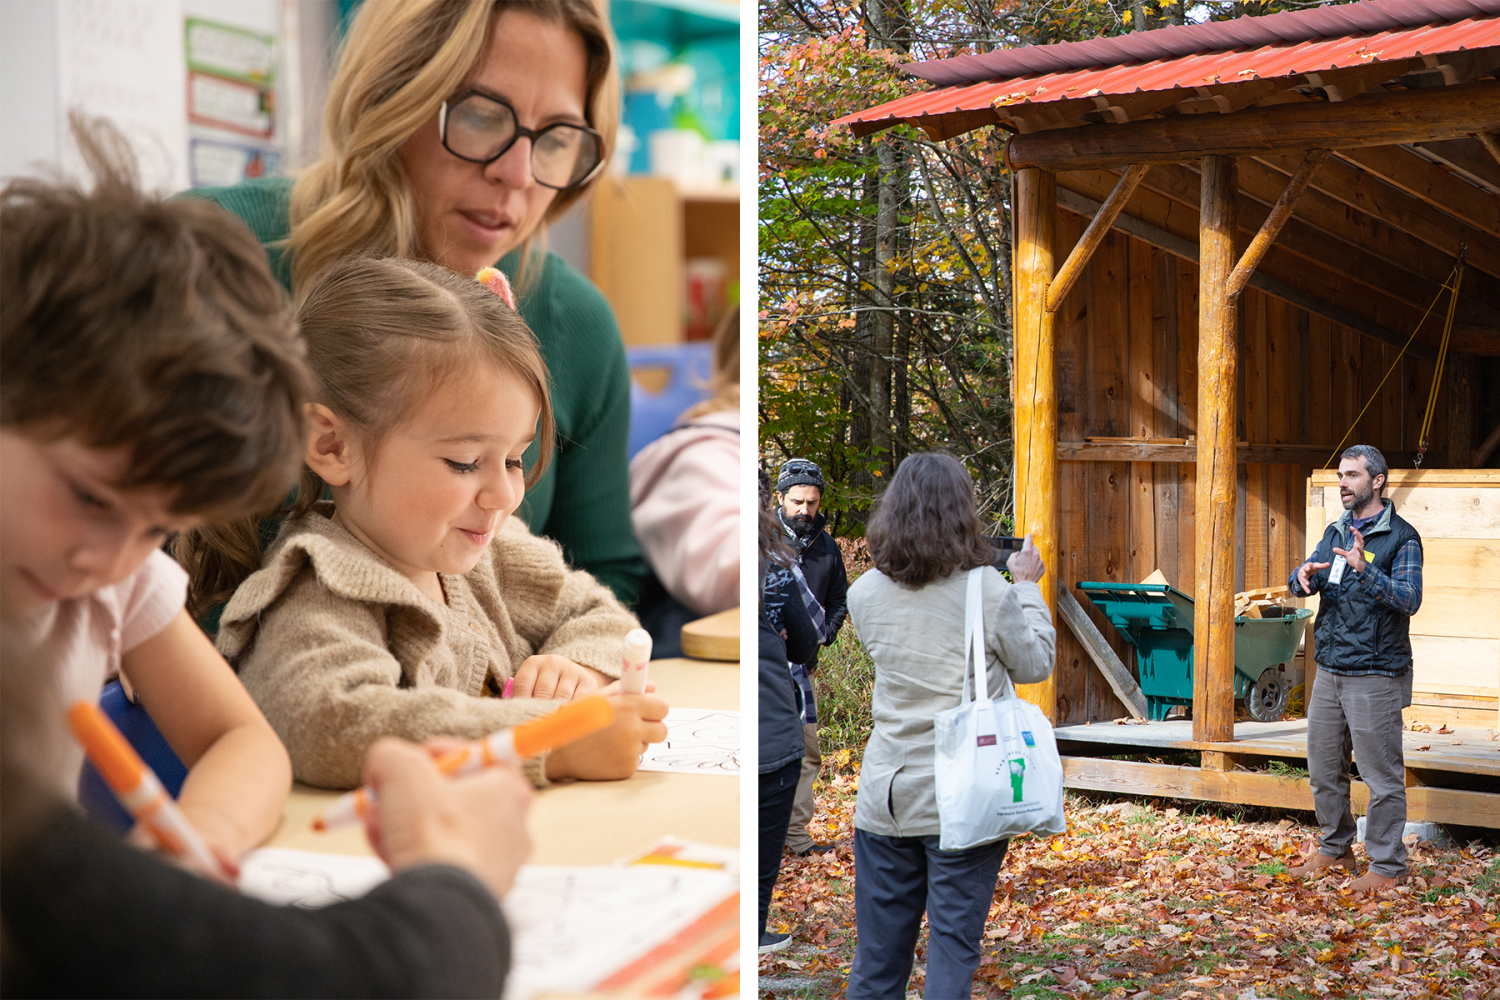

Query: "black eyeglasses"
left=438, top=90, right=605, bottom=191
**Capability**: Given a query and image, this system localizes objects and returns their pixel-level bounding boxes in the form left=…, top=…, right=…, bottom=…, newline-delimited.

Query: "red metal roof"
left=833, top=0, right=1500, bottom=136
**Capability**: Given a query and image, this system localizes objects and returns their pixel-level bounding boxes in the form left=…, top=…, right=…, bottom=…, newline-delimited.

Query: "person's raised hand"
left=510, top=655, right=610, bottom=701
left=1331, top=527, right=1367, bottom=576
left=1006, top=533, right=1047, bottom=584
left=543, top=693, right=669, bottom=781
left=362, top=737, right=532, bottom=899
left=1296, top=558, right=1330, bottom=593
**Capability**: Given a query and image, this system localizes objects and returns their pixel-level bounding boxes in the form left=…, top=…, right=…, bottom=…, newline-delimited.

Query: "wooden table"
left=266, top=657, right=740, bottom=865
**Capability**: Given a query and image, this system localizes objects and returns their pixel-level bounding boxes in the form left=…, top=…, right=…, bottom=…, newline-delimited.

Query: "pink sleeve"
left=631, top=432, right=740, bottom=616
left=115, top=549, right=189, bottom=653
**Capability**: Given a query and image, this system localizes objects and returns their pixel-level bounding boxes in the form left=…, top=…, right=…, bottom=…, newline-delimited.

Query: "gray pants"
left=782, top=722, right=822, bottom=853
left=1307, top=669, right=1413, bottom=877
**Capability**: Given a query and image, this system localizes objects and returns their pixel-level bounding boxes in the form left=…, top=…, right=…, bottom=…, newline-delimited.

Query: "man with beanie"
left=774, top=458, right=849, bottom=857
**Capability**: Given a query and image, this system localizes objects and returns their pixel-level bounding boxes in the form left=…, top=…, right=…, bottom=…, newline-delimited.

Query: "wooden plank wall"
left=1052, top=213, right=1447, bottom=723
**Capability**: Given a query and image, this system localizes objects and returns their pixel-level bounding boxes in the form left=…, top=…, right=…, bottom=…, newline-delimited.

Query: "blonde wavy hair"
left=286, top=0, right=618, bottom=296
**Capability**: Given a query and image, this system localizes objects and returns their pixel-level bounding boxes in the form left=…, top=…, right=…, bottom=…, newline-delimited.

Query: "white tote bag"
left=933, top=568, right=1067, bottom=850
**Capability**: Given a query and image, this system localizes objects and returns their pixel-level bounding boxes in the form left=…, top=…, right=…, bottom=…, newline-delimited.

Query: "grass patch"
left=812, top=627, right=875, bottom=759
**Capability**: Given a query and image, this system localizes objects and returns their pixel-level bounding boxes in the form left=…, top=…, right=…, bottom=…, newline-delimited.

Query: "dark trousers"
left=848, top=829, right=1008, bottom=1000
left=758, top=758, right=802, bottom=939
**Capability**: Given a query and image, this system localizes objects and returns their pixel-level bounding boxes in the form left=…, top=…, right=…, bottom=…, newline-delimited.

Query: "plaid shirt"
left=1290, top=530, right=1423, bottom=677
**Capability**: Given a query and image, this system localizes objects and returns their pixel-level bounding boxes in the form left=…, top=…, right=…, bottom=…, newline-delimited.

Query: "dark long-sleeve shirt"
left=1289, top=538, right=1423, bottom=617
left=2, top=806, right=510, bottom=999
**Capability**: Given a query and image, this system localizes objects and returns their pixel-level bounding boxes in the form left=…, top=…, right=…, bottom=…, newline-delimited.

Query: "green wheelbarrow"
left=1074, top=582, right=1313, bottom=723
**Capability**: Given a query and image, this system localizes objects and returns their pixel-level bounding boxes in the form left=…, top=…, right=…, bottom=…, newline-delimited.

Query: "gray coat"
left=848, top=567, right=1056, bottom=837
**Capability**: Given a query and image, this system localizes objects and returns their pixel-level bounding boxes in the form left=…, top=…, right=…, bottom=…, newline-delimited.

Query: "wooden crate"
left=1305, top=469, right=1500, bottom=727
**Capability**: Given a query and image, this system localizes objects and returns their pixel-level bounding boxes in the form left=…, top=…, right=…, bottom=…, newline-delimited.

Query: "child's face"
left=0, top=430, right=198, bottom=616
left=333, top=362, right=540, bottom=585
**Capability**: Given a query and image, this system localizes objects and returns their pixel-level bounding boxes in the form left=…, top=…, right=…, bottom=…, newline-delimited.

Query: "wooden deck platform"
left=1054, top=718, right=1500, bottom=829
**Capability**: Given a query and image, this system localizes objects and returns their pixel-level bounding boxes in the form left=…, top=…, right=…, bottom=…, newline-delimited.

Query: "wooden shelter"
left=836, top=0, right=1500, bottom=826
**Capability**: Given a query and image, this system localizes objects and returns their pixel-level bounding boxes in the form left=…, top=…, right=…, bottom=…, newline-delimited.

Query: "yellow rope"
left=1323, top=255, right=1464, bottom=470
left=1415, top=255, right=1464, bottom=463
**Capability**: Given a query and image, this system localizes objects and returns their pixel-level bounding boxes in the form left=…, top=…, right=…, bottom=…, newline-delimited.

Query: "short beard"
left=1342, top=484, right=1375, bottom=513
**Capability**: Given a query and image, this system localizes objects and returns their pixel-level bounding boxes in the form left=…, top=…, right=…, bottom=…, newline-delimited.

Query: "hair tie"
left=475, top=267, right=515, bottom=309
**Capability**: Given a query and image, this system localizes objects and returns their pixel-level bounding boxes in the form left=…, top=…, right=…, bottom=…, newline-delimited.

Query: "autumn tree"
left=758, top=0, right=1360, bottom=534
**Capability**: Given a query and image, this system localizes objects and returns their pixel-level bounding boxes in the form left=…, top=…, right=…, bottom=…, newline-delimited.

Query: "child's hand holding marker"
left=67, top=701, right=235, bottom=883
left=543, top=693, right=668, bottom=781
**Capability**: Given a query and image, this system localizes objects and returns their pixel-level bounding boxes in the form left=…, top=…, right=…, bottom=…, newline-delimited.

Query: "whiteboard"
left=55, top=0, right=189, bottom=192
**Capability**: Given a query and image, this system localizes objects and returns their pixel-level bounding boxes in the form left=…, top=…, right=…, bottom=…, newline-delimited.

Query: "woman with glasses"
left=188, top=0, right=644, bottom=606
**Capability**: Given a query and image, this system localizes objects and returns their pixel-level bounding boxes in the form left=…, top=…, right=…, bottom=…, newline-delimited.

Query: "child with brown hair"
left=0, top=120, right=308, bottom=865
left=188, top=255, right=668, bottom=791
left=629, top=307, right=741, bottom=623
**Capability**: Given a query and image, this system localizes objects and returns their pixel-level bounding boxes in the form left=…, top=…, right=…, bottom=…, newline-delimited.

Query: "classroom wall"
left=1049, top=209, right=1450, bottom=724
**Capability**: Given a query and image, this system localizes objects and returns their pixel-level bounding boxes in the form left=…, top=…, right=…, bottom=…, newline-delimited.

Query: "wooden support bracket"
left=1478, top=132, right=1500, bottom=169
left=1201, top=750, right=1242, bottom=772
left=1476, top=421, right=1500, bottom=467
left=1044, top=163, right=1150, bottom=312
left=1225, top=148, right=1329, bottom=302
left=1057, top=585, right=1149, bottom=720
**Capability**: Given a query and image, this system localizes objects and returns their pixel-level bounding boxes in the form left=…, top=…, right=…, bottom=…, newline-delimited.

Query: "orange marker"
left=67, top=701, right=225, bottom=877
left=312, top=696, right=616, bottom=831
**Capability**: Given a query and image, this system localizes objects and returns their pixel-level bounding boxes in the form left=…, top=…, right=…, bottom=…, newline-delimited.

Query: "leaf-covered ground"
left=761, top=769, right=1500, bottom=999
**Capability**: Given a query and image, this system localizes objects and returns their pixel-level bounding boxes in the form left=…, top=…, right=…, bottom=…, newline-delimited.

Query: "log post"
left=1013, top=167, right=1059, bottom=721
left=1194, top=155, right=1238, bottom=745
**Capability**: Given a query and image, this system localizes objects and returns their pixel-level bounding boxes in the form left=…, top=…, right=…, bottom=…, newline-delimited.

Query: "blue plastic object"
left=77, top=680, right=188, bottom=831
left=627, top=342, right=715, bottom=460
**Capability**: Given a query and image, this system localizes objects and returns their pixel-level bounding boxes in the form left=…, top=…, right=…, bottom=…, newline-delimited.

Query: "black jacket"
left=759, top=562, right=815, bottom=773
left=777, top=511, right=849, bottom=665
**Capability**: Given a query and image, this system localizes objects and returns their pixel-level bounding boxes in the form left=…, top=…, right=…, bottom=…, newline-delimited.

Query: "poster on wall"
left=55, top=0, right=188, bottom=192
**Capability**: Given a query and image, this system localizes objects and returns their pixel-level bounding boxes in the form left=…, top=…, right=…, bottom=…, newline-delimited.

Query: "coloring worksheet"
left=235, top=848, right=737, bottom=1000
left=637, top=707, right=740, bottom=775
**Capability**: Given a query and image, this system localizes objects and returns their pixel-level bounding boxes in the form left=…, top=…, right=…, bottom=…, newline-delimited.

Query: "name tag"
left=977, top=734, right=996, bottom=747
left=1328, top=554, right=1347, bottom=586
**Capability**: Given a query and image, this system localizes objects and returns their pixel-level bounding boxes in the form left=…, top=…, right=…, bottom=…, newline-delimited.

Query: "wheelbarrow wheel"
left=1246, top=671, right=1290, bottom=723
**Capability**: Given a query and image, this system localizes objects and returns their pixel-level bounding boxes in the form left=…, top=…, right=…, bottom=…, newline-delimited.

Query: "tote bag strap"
left=961, top=567, right=989, bottom=705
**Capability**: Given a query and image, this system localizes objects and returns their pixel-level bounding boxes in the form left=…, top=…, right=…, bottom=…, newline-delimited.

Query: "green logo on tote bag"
left=1008, top=757, right=1026, bottom=801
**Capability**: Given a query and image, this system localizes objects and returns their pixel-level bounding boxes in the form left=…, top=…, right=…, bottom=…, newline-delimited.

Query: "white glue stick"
left=621, top=628, right=652, bottom=695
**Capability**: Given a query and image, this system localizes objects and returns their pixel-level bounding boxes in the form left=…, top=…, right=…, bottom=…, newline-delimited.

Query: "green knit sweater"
left=185, top=178, right=644, bottom=605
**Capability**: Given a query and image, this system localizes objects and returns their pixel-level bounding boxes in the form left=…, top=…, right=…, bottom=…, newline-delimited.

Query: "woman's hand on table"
left=543, top=693, right=669, bottom=781
left=1006, top=534, right=1047, bottom=584
left=362, top=736, right=532, bottom=899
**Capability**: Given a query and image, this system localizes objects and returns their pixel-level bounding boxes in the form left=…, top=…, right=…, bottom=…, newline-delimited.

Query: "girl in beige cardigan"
left=182, top=257, right=668, bottom=790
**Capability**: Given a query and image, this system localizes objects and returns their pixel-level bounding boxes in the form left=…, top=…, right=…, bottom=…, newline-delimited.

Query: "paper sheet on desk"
left=237, top=848, right=737, bottom=1000
left=639, top=707, right=739, bottom=774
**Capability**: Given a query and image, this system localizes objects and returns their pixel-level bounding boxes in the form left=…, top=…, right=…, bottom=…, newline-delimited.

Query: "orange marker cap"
left=67, top=701, right=145, bottom=792
left=512, top=696, right=615, bottom=759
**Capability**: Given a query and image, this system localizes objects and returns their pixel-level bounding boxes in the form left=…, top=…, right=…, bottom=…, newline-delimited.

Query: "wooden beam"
left=1336, top=145, right=1500, bottom=243
left=1057, top=440, right=1418, bottom=466
left=1253, top=149, right=1500, bottom=283
left=1045, top=164, right=1150, bottom=313
left=1476, top=421, right=1500, bottom=467
left=1479, top=132, right=1500, bottom=169
left=1057, top=586, right=1149, bottom=720
left=1012, top=168, right=1060, bottom=722
left=1194, top=154, right=1238, bottom=746
left=1004, top=80, right=1500, bottom=171
left=1413, top=137, right=1500, bottom=196
left=1054, top=185, right=1440, bottom=362
left=1136, top=160, right=1500, bottom=325
left=1061, top=757, right=1500, bottom=828
left=1226, top=149, right=1329, bottom=302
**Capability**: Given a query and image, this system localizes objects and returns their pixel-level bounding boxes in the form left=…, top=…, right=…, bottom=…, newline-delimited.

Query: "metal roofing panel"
left=904, top=0, right=1500, bottom=87
left=834, top=13, right=1500, bottom=130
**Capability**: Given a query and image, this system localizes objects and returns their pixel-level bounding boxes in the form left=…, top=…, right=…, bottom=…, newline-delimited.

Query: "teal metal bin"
left=1074, top=582, right=1312, bottom=722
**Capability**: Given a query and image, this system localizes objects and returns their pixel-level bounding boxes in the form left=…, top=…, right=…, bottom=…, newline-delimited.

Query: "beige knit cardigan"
left=217, top=507, right=637, bottom=790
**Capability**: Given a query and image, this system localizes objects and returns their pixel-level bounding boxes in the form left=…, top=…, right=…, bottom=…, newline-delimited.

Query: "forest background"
left=757, top=0, right=1363, bottom=536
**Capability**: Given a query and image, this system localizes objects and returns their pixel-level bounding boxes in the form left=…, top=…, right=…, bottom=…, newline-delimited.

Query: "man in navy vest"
left=1286, top=445, right=1423, bottom=893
